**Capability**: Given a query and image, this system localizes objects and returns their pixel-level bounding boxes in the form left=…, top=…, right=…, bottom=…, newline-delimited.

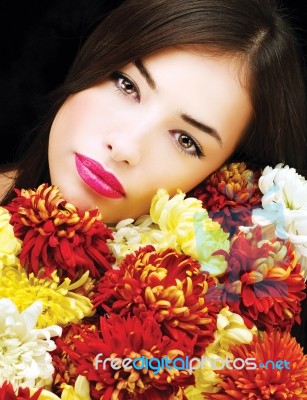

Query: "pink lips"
left=75, top=153, right=125, bottom=199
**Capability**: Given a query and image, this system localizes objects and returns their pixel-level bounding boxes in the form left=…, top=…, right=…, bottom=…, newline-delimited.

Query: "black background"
left=0, top=0, right=306, bottom=164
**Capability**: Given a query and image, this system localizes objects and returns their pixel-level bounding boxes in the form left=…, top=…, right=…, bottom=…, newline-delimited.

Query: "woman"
left=0, top=0, right=306, bottom=218
left=0, top=1, right=307, bottom=397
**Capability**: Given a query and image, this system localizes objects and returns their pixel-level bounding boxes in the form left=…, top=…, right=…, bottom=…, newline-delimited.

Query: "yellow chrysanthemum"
left=60, top=375, right=91, bottom=400
left=185, top=307, right=257, bottom=398
left=0, top=206, right=21, bottom=269
left=31, top=389, right=60, bottom=399
left=31, top=376, right=91, bottom=400
left=0, top=265, right=94, bottom=327
left=150, top=189, right=230, bottom=275
left=185, top=367, right=222, bottom=399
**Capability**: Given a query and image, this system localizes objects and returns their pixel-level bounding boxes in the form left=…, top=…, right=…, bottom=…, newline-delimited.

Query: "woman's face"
left=48, top=48, right=252, bottom=223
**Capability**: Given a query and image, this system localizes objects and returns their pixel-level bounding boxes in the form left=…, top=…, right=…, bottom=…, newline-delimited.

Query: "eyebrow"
left=134, top=59, right=223, bottom=147
left=181, top=114, right=223, bottom=147
left=134, top=59, right=156, bottom=89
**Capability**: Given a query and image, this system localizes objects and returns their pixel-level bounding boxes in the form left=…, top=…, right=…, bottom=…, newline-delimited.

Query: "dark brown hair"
left=1, top=0, right=307, bottom=205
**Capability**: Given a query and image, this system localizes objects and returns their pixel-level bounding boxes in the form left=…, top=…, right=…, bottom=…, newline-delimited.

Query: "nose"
left=105, top=117, right=154, bottom=166
left=106, top=142, right=141, bottom=166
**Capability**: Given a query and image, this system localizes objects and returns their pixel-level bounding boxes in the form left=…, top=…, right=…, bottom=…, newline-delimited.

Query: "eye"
left=171, top=130, right=205, bottom=159
left=111, top=71, right=140, bottom=101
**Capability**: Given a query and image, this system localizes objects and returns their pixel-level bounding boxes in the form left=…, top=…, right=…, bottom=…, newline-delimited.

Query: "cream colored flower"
left=205, top=306, right=257, bottom=359
left=0, top=266, right=94, bottom=328
left=0, top=298, right=61, bottom=391
left=252, top=164, right=307, bottom=277
left=109, top=214, right=180, bottom=264
left=150, top=189, right=229, bottom=275
left=0, top=207, right=21, bottom=269
left=185, top=307, right=257, bottom=398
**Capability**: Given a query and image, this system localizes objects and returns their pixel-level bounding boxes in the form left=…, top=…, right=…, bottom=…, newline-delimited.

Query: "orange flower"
left=93, top=245, right=221, bottom=356
left=206, top=330, right=307, bottom=399
left=5, top=184, right=114, bottom=280
left=53, top=315, right=194, bottom=400
left=221, top=227, right=306, bottom=331
left=188, top=162, right=262, bottom=236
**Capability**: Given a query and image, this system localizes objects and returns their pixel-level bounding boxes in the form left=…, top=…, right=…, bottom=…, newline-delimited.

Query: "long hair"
left=2, top=0, right=306, bottom=205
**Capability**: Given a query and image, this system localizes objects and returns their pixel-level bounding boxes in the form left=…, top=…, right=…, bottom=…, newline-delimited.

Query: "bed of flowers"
left=0, top=162, right=307, bottom=399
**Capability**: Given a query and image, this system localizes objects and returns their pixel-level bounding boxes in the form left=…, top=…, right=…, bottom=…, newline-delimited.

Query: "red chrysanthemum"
left=0, top=382, right=42, bottom=400
left=206, top=330, right=307, bottom=399
left=93, top=245, right=221, bottom=357
left=52, top=314, right=195, bottom=400
left=5, top=184, right=114, bottom=280
left=221, top=227, right=306, bottom=331
left=187, top=162, right=262, bottom=236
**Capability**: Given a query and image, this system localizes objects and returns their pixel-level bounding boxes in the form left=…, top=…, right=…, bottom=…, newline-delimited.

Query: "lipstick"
left=75, top=153, right=125, bottom=199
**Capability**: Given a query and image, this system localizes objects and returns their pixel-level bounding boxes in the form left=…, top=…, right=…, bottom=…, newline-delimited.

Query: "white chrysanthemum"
left=0, top=206, right=21, bottom=269
left=0, top=298, right=62, bottom=391
left=252, top=164, right=307, bottom=277
left=108, top=215, right=178, bottom=264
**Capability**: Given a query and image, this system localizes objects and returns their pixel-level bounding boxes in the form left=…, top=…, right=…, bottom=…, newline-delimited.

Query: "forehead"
left=138, top=47, right=250, bottom=101
left=135, top=47, right=252, bottom=141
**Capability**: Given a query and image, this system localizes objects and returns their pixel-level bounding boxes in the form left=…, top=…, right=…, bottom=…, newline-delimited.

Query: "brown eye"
left=118, top=77, right=136, bottom=95
left=170, top=130, right=204, bottom=159
left=111, top=71, right=140, bottom=101
left=178, top=134, right=194, bottom=149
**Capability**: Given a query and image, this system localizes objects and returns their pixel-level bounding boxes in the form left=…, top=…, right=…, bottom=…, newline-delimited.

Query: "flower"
left=0, top=381, right=43, bottom=400
left=205, top=330, right=307, bottom=399
left=60, top=376, right=91, bottom=400
left=30, top=376, right=91, bottom=400
left=0, top=298, right=62, bottom=391
left=188, top=162, right=262, bottom=236
left=252, top=163, right=307, bottom=277
left=53, top=314, right=194, bottom=400
left=1, top=164, right=307, bottom=398
left=221, top=227, right=306, bottom=331
left=5, top=184, right=114, bottom=280
left=108, top=215, right=179, bottom=264
left=93, top=245, right=221, bottom=356
left=184, top=307, right=257, bottom=398
left=0, top=265, right=94, bottom=328
left=205, top=307, right=258, bottom=359
left=31, top=390, right=60, bottom=400
left=150, top=189, right=230, bottom=275
left=0, top=206, right=21, bottom=269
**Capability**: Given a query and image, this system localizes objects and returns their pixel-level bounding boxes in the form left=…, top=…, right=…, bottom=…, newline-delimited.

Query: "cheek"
left=49, top=97, right=103, bottom=151
left=149, top=160, right=204, bottom=195
left=160, top=149, right=235, bottom=195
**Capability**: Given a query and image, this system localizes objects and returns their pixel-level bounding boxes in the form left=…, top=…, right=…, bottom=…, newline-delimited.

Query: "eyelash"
left=110, top=71, right=205, bottom=159
left=170, top=130, right=205, bottom=159
left=111, top=71, right=140, bottom=101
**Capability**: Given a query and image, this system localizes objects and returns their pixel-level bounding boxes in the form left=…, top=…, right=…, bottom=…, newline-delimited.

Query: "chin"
left=57, top=186, right=95, bottom=213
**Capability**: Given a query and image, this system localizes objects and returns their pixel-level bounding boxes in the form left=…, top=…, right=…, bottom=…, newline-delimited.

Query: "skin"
left=48, top=47, right=253, bottom=223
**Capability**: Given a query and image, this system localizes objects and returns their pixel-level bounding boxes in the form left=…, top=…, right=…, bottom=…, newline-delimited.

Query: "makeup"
left=75, top=153, right=125, bottom=198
